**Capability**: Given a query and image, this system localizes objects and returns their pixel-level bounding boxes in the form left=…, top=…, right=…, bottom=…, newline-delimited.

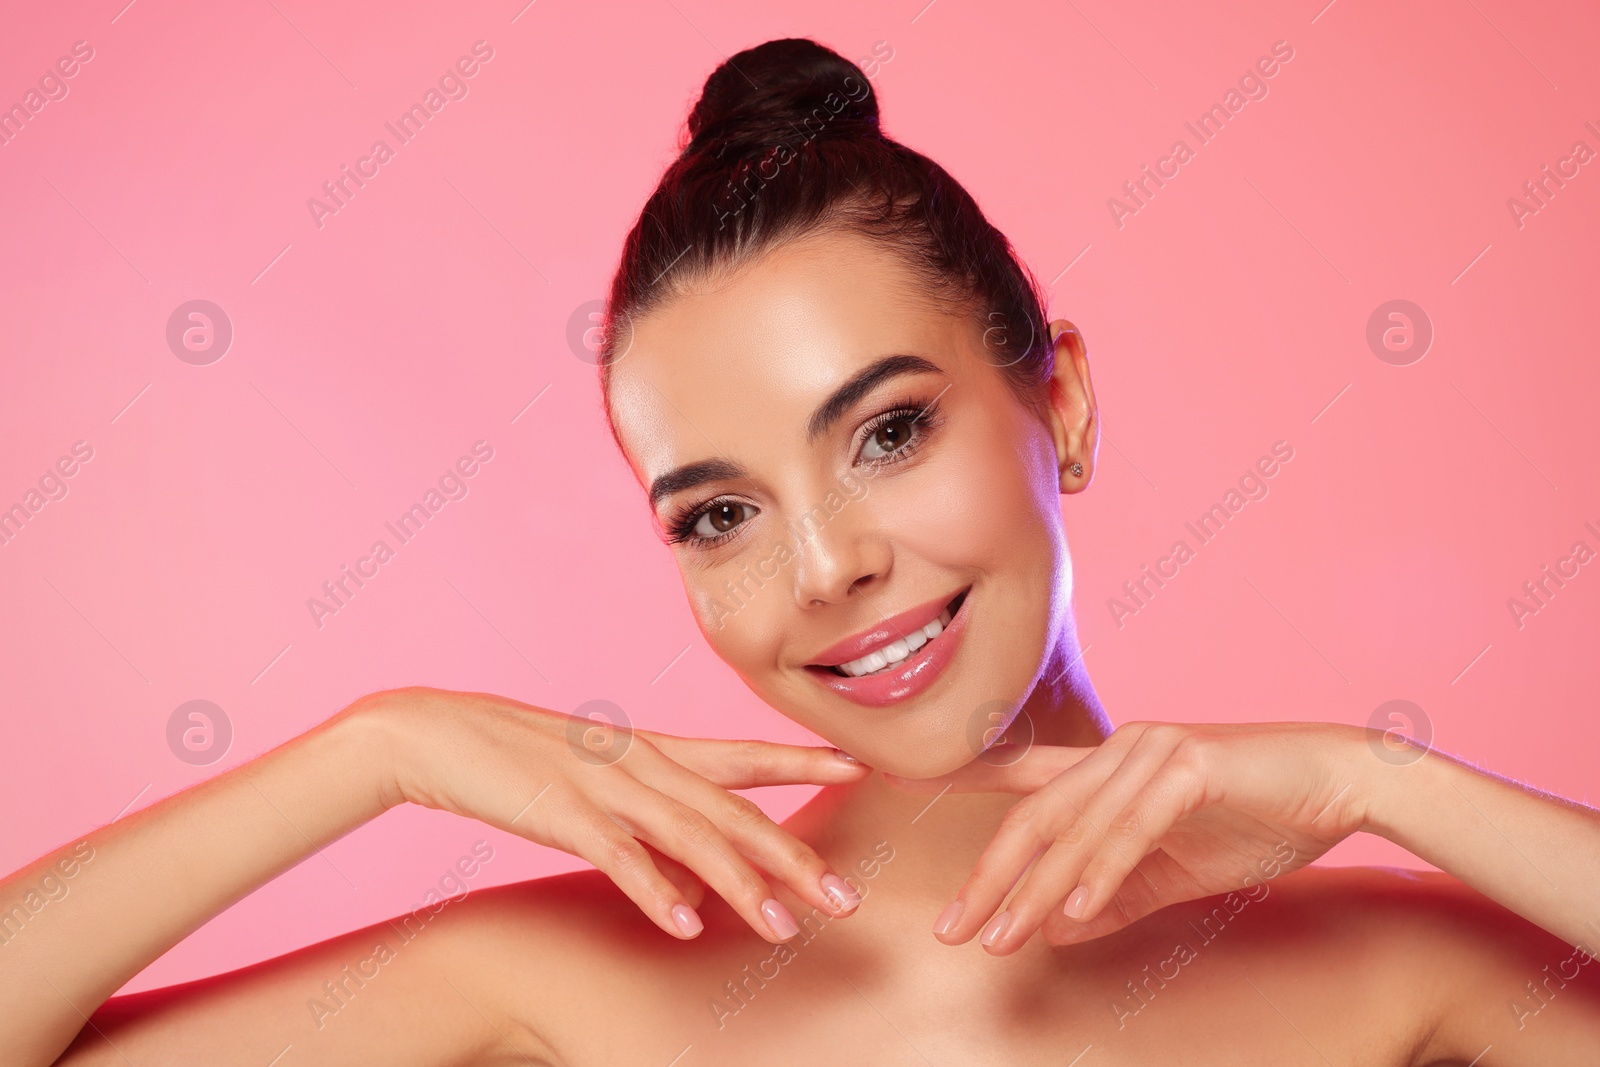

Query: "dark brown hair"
left=598, top=37, right=1052, bottom=408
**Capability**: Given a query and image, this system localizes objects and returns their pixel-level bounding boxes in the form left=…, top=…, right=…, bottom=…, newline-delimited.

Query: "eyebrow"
left=648, top=457, right=748, bottom=509
left=646, top=354, right=944, bottom=510
left=805, top=354, right=943, bottom=443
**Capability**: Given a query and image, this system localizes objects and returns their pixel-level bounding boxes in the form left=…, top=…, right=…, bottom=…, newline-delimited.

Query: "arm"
left=0, top=688, right=870, bottom=1067
left=1361, top=737, right=1600, bottom=956
left=888, top=721, right=1600, bottom=1059
left=1, top=707, right=389, bottom=1066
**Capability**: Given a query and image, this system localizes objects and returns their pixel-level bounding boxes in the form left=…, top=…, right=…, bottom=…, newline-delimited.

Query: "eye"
left=691, top=500, right=756, bottom=539
left=860, top=412, right=921, bottom=461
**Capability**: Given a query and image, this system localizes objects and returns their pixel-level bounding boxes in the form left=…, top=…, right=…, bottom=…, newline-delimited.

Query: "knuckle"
left=1109, top=807, right=1146, bottom=843
left=601, top=832, right=649, bottom=875
left=668, top=805, right=719, bottom=849
left=721, top=792, right=771, bottom=829
left=733, top=739, right=768, bottom=777
left=1056, top=816, right=1093, bottom=849
left=1112, top=721, right=1154, bottom=745
left=1168, top=734, right=1211, bottom=775
left=998, top=801, right=1041, bottom=839
left=1141, top=723, right=1186, bottom=749
left=781, top=841, right=826, bottom=875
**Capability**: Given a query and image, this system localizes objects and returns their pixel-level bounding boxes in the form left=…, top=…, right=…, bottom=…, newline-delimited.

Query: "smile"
left=804, top=587, right=971, bottom=708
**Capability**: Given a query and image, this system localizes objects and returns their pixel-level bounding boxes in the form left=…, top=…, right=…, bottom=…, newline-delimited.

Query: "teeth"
left=837, top=608, right=955, bottom=678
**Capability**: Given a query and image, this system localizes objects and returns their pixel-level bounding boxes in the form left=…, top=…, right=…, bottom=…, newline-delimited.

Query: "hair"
left=597, top=37, right=1052, bottom=416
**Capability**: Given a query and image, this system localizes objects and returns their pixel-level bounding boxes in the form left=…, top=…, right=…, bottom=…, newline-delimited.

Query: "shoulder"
left=1172, top=864, right=1600, bottom=1065
left=435, top=867, right=756, bottom=1062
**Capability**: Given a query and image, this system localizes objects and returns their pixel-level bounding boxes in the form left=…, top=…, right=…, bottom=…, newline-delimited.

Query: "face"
left=608, top=228, right=1080, bottom=777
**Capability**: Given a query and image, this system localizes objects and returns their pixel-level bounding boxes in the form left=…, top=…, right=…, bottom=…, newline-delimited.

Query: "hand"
left=885, top=720, right=1371, bottom=954
left=348, top=686, right=873, bottom=943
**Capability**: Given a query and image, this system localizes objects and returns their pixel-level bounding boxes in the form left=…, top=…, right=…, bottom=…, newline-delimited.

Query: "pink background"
left=2, top=0, right=1597, bottom=993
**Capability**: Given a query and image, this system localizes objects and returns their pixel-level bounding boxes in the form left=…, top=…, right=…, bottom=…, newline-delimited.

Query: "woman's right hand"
left=352, top=685, right=873, bottom=943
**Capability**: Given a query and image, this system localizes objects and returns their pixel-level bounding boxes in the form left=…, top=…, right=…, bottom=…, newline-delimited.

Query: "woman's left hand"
left=885, top=720, right=1374, bottom=954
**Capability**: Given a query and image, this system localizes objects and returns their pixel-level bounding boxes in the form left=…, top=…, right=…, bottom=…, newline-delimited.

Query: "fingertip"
left=670, top=902, right=703, bottom=939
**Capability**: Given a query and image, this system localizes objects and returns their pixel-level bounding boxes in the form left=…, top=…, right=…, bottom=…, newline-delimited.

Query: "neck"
left=783, top=631, right=1112, bottom=908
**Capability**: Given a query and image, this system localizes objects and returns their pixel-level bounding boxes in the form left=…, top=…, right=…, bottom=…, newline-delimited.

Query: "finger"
left=642, top=842, right=705, bottom=910
left=638, top=751, right=862, bottom=920
left=931, top=749, right=1125, bottom=946
left=554, top=806, right=708, bottom=941
left=933, top=726, right=1178, bottom=949
left=969, top=734, right=1178, bottom=955
left=1040, top=851, right=1189, bottom=945
left=646, top=734, right=871, bottom=789
left=884, top=744, right=1098, bottom=795
left=598, top=770, right=802, bottom=944
left=1070, top=752, right=1208, bottom=926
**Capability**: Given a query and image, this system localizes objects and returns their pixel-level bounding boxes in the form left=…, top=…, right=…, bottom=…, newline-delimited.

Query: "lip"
left=803, top=587, right=971, bottom=708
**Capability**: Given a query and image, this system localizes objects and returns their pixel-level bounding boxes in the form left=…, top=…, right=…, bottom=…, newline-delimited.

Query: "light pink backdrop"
left=2, top=0, right=1596, bottom=993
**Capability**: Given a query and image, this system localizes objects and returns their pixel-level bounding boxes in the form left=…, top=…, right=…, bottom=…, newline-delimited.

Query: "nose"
left=789, top=493, right=891, bottom=607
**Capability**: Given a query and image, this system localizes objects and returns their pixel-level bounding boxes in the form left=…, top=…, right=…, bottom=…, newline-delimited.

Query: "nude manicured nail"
left=832, top=748, right=860, bottom=763
left=822, top=874, right=862, bottom=912
left=933, top=899, right=964, bottom=937
left=761, top=898, right=800, bottom=940
left=980, top=910, right=1012, bottom=947
left=671, top=903, right=703, bottom=938
left=1064, top=886, right=1090, bottom=920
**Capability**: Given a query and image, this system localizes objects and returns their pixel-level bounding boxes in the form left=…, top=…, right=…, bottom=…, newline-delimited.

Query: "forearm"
left=0, top=706, right=391, bottom=1067
left=1360, top=735, right=1600, bottom=950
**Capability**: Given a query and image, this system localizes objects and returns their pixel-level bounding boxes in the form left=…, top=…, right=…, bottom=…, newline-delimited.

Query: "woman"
left=5, top=37, right=1598, bottom=1065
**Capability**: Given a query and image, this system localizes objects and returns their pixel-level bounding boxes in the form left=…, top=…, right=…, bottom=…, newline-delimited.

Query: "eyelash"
left=664, top=396, right=944, bottom=548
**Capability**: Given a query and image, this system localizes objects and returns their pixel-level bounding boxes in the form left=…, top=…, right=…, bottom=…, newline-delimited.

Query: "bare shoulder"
left=1173, top=863, right=1600, bottom=1065
left=442, top=868, right=755, bottom=1064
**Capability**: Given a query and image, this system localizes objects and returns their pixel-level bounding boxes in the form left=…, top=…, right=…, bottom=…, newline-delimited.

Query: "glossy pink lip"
left=807, top=587, right=969, bottom=667
left=803, top=587, right=971, bottom=708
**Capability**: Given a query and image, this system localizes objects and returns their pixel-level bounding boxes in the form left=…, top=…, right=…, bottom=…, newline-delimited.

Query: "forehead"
left=608, top=229, right=964, bottom=478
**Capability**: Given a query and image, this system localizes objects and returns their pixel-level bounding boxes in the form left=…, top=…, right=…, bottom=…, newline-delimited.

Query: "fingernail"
left=980, top=910, right=1012, bottom=948
left=822, top=874, right=862, bottom=912
left=1064, top=886, right=1090, bottom=920
left=933, top=899, right=964, bottom=937
left=832, top=748, right=860, bottom=763
left=671, top=903, right=703, bottom=938
left=761, top=898, right=800, bottom=940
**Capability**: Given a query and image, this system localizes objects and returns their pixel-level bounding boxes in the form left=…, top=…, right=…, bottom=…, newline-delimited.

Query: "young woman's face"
left=608, top=229, right=1074, bottom=777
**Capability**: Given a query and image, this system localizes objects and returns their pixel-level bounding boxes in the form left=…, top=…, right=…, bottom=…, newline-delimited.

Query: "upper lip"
left=806, top=587, right=969, bottom=668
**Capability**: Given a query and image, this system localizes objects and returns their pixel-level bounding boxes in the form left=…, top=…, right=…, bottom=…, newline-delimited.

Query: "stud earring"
left=1068, top=462, right=1084, bottom=478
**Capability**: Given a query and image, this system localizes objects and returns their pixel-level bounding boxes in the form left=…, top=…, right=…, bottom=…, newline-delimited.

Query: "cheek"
left=685, top=565, right=785, bottom=677
left=895, top=419, right=1059, bottom=571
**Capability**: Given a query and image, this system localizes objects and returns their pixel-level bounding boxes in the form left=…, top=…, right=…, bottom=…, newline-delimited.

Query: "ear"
left=1043, top=319, right=1099, bottom=494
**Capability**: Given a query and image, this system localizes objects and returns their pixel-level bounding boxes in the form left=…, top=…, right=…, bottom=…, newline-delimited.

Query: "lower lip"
left=805, top=593, right=971, bottom=708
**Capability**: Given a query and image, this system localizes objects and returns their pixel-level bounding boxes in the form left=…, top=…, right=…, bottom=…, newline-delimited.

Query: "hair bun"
left=684, top=38, right=879, bottom=158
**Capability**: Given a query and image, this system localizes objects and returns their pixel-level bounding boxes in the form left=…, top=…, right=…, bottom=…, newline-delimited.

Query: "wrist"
left=325, top=691, right=411, bottom=814
left=1348, top=723, right=1436, bottom=840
